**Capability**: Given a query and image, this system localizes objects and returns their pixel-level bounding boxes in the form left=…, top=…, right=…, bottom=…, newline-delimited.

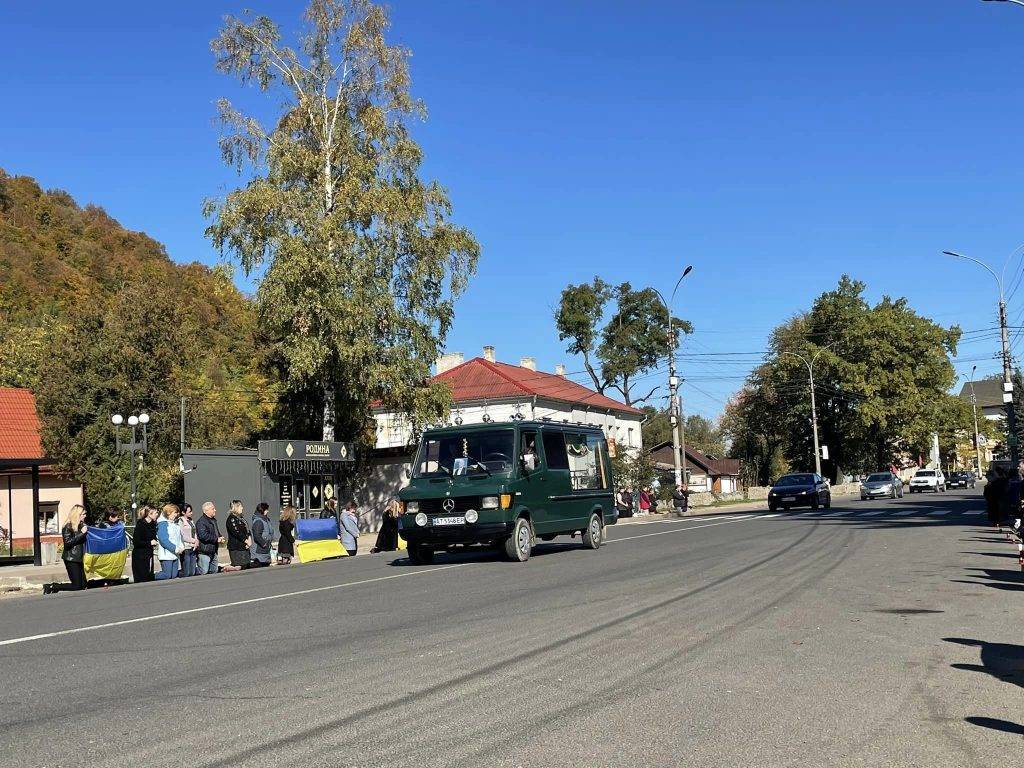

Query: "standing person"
left=638, top=487, right=652, bottom=516
left=195, top=501, right=227, bottom=574
left=250, top=502, right=273, bottom=568
left=178, top=503, right=198, bottom=577
left=277, top=505, right=296, bottom=565
left=96, top=508, right=122, bottom=528
left=44, top=504, right=89, bottom=594
left=340, top=501, right=360, bottom=557
left=616, top=487, right=633, bottom=518
left=131, top=506, right=158, bottom=583
left=155, top=504, right=184, bottom=580
left=226, top=500, right=252, bottom=569
left=985, top=467, right=1004, bottom=527
left=672, top=484, right=690, bottom=516
left=320, top=499, right=339, bottom=524
left=370, top=499, right=400, bottom=554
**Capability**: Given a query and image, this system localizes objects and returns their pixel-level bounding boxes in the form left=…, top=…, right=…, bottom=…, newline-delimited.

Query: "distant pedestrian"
left=43, top=504, right=89, bottom=594
left=195, top=501, right=226, bottom=574
left=250, top=502, right=273, bottom=568
left=178, top=503, right=198, bottom=577
left=371, top=498, right=400, bottom=553
left=639, top=487, right=652, bottom=516
left=672, top=484, right=690, bottom=516
left=155, top=504, right=185, bottom=580
left=616, top=487, right=633, bottom=518
left=131, top=506, right=158, bottom=583
left=321, top=499, right=339, bottom=522
left=226, top=500, right=252, bottom=569
left=340, top=501, right=360, bottom=557
left=277, top=505, right=296, bottom=565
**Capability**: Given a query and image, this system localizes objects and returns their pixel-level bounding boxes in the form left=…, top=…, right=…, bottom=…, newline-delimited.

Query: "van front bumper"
left=399, top=521, right=511, bottom=547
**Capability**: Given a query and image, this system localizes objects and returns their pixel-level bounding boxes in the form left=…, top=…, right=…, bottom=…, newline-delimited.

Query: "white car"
left=908, top=469, right=945, bottom=493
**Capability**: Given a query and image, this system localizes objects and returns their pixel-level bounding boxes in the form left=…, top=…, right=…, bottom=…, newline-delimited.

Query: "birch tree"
left=205, top=0, right=479, bottom=444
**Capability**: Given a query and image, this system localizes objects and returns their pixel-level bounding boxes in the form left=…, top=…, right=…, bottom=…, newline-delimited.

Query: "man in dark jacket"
left=672, top=485, right=690, bottom=516
left=195, top=501, right=225, bottom=575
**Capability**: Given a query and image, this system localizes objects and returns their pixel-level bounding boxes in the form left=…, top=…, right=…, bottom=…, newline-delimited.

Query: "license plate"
left=434, top=516, right=465, bottom=526
left=782, top=497, right=796, bottom=502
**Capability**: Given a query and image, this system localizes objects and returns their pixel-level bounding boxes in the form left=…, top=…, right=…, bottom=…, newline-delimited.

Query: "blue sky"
left=3, top=1, right=1023, bottom=418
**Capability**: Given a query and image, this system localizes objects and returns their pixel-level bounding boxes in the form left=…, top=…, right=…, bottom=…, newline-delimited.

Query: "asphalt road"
left=1, top=489, right=1021, bottom=768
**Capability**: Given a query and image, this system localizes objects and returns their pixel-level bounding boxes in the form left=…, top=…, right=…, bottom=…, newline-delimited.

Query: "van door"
left=539, top=429, right=573, bottom=533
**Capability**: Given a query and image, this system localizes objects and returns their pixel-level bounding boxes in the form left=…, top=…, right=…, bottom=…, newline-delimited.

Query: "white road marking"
left=1, top=515, right=769, bottom=648
left=0, top=564, right=469, bottom=648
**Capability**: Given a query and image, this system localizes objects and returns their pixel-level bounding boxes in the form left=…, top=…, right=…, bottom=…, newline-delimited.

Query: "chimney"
left=520, top=356, right=536, bottom=371
left=435, top=352, right=464, bottom=375
left=555, top=363, right=566, bottom=377
left=483, top=345, right=496, bottom=363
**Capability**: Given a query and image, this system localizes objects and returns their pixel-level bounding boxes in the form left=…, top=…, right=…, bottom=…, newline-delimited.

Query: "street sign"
left=820, top=445, right=829, bottom=460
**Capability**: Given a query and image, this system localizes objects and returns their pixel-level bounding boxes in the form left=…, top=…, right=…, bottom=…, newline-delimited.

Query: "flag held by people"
left=295, top=518, right=346, bottom=563
left=84, top=524, right=128, bottom=579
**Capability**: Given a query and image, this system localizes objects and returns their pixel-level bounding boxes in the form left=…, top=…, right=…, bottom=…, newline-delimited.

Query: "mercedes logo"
left=442, top=498, right=456, bottom=513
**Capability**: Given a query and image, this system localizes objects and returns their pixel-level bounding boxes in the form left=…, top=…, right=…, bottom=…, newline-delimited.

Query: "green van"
left=398, top=421, right=617, bottom=564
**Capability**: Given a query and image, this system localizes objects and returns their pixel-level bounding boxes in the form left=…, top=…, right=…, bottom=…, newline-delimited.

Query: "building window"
left=39, top=502, right=59, bottom=534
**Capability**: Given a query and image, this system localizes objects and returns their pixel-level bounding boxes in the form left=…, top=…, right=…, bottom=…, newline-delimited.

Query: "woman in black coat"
left=44, top=505, right=88, bottom=594
left=371, top=499, right=400, bottom=554
left=226, top=500, right=251, bottom=569
left=131, top=506, right=158, bottom=583
left=277, top=505, right=296, bottom=565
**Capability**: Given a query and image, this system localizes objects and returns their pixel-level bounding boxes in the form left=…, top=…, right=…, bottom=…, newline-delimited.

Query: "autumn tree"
left=206, top=0, right=479, bottom=451
left=555, top=278, right=691, bottom=406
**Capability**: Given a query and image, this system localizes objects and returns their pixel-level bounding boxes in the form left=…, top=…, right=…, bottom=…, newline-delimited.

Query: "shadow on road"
left=944, top=637, right=1024, bottom=689
left=964, top=716, right=1024, bottom=736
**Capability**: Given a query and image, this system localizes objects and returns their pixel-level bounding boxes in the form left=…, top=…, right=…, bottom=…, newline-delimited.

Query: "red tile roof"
left=437, top=358, right=643, bottom=415
left=0, top=388, right=45, bottom=460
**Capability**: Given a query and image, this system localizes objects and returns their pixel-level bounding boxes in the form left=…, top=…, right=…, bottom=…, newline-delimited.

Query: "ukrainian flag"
left=84, top=523, right=128, bottom=580
left=295, top=518, right=346, bottom=563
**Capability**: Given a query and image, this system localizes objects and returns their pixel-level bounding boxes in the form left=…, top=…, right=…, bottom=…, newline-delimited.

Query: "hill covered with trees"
left=0, top=170, right=275, bottom=509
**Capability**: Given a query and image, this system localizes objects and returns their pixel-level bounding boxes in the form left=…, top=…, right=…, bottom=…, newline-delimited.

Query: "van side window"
left=586, top=433, right=609, bottom=489
left=567, top=433, right=601, bottom=490
left=542, top=431, right=569, bottom=470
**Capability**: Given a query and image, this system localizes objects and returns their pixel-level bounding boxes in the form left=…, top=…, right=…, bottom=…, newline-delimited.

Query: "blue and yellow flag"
left=295, top=518, right=346, bottom=563
left=84, top=523, right=128, bottom=579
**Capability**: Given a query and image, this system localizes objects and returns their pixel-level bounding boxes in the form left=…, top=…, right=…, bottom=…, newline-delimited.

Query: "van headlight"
left=481, top=496, right=499, bottom=510
left=406, top=501, right=419, bottom=514
left=465, top=509, right=479, bottom=524
left=415, top=512, right=428, bottom=527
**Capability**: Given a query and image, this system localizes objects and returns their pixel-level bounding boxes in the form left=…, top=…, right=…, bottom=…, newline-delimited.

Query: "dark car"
left=767, top=473, right=832, bottom=511
left=947, top=471, right=976, bottom=489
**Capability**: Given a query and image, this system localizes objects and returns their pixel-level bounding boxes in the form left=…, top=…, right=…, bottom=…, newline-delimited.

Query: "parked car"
left=767, top=473, right=831, bottom=511
left=908, top=469, right=946, bottom=493
left=947, top=471, right=976, bottom=489
left=860, top=472, right=903, bottom=500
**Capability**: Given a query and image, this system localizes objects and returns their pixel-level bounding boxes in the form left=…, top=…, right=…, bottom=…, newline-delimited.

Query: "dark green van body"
left=398, top=421, right=617, bottom=553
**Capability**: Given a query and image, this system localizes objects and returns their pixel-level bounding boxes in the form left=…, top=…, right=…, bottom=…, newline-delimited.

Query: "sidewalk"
left=0, top=530, right=385, bottom=593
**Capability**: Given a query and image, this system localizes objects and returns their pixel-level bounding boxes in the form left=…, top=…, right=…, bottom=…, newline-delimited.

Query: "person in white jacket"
left=155, top=504, right=185, bottom=580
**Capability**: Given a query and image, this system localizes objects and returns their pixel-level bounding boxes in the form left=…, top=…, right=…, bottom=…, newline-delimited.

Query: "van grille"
left=418, top=496, right=481, bottom=515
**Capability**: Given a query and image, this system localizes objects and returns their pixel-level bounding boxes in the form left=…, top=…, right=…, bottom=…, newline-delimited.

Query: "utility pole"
left=969, top=366, right=983, bottom=477
left=180, top=396, right=187, bottom=456
left=782, top=342, right=836, bottom=478
left=653, top=265, right=694, bottom=491
left=944, top=250, right=1018, bottom=465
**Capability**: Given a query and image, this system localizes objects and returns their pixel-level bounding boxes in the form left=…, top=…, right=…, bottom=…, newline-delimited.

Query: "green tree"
left=555, top=278, right=691, bottom=406
left=724, top=276, right=961, bottom=481
left=205, top=0, right=479, bottom=454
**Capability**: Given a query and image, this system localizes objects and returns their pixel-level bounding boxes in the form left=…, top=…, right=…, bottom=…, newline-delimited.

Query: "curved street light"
left=781, top=341, right=839, bottom=477
left=981, top=0, right=1024, bottom=8
left=652, top=265, right=695, bottom=491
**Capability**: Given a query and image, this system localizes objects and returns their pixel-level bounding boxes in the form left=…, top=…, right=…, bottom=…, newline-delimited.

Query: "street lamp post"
left=653, top=265, right=694, bottom=491
left=943, top=250, right=1018, bottom=465
left=969, top=365, right=984, bottom=477
left=781, top=343, right=836, bottom=478
left=111, top=411, right=150, bottom=514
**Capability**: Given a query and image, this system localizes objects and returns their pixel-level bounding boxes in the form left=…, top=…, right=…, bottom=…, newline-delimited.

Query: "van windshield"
left=413, top=430, right=516, bottom=478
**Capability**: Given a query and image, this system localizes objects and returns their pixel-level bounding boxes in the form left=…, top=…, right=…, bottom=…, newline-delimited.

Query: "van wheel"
left=504, top=517, right=532, bottom=562
left=582, top=513, right=603, bottom=550
left=407, top=543, right=434, bottom=565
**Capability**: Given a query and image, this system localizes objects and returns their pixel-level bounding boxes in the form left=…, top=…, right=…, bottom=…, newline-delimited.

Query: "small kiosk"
left=183, top=439, right=355, bottom=531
